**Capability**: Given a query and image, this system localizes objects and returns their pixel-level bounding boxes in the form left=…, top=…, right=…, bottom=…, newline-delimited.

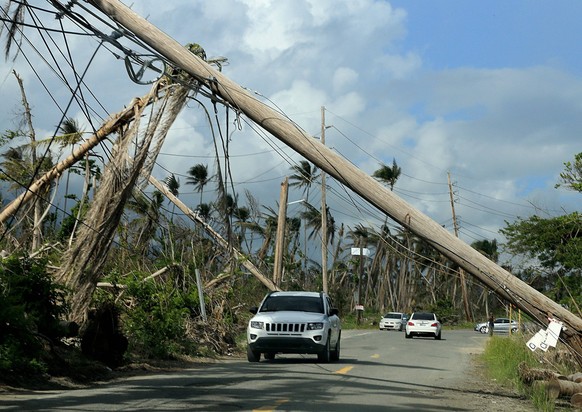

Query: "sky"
left=0, top=0, right=581, bottom=266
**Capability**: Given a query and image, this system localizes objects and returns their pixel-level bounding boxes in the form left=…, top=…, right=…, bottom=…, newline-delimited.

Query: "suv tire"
left=247, top=346, right=261, bottom=362
left=317, top=336, right=331, bottom=363
left=330, top=334, right=341, bottom=361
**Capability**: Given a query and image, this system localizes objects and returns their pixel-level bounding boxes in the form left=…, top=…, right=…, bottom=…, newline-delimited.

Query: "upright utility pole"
left=357, top=245, right=364, bottom=325
left=273, top=177, right=289, bottom=287
left=321, top=106, right=328, bottom=293
left=81, top=0, right=582, bottom=361
left=448, top=172, right=472, bottom=322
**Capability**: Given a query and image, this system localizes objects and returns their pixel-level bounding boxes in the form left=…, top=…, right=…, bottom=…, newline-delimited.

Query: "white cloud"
left=332, top=67, right=358, bottom=92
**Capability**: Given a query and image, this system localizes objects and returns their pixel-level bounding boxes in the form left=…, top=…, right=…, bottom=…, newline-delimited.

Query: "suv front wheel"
left=317, top=336, right=331, bottom=363
left=247, top=346, right=261, bottom=362
left=330, top=334, right=340, bottom=361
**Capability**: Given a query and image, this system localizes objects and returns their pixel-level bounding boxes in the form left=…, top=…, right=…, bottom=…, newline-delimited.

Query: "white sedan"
left=405, top=312, right=442, bottom=340
left=379, top=312, right=406, bottom=331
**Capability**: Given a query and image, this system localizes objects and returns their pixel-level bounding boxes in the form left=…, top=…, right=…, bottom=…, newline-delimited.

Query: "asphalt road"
left=0, top=329, right=533, bottom=411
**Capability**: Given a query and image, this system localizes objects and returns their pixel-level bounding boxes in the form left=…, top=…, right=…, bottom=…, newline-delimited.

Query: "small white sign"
left=355, top=304, right=364, bottom=311
left=351, top=248, right=370, bottom=256
left=526, top=320, right=563, bottom=352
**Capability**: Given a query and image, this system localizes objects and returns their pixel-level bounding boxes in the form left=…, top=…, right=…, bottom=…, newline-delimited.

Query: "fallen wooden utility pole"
left=147, top=174, right=280, bottom=292
left=0, top=95, right=151, bottom=224
left=87, top=0, right=582, bottom=361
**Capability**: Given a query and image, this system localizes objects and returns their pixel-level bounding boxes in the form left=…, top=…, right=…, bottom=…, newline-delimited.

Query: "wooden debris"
left=547, top=378, right=582, bottom=399
left=518, top=362, right=565, bottom=384
left=570, top=392, right=582, bottom=408
left=569, top=372, right=582, bottom=383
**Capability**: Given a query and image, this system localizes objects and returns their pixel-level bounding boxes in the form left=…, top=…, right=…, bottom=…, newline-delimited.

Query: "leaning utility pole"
left=84, top=0, right=582, bottom=362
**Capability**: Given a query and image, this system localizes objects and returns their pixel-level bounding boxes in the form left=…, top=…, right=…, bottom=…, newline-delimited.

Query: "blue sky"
left=0, top=0, right=581, bottom=266
left=392, top=1, right=582, bottom=72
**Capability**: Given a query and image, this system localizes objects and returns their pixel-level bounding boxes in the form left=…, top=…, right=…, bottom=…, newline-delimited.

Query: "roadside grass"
left=341, top=312, right=380, bottom=329
left=480, top=334, right=562, bottom=411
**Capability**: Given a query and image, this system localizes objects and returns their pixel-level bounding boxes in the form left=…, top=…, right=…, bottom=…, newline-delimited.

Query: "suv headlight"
left=307, top=322, right=324, bottom=330
left=250, top=321, right=264, bottom=329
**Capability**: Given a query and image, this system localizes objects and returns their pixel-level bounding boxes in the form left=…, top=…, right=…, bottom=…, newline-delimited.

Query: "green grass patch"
left=480, top=335, right=561, bottom=411
left=341, top=312, right=381, bottom=329
left=481, top=335, right=537, bottom=387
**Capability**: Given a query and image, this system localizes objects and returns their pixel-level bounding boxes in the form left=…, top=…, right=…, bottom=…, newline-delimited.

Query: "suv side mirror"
left=329, top=308, right=339, bottom=316
left=249, top=306, right=258, bottom=314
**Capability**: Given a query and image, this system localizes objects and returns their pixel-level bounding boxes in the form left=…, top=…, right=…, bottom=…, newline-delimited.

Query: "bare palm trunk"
left=68, top=154, right=92, bottom=246
left=13, top=70, right=42, bottom=251
left=57, top=81, right=189, bottom=323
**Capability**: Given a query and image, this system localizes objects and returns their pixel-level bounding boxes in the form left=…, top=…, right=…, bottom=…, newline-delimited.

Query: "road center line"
left=253, top=399, right=289, bottom=411
left=334, top=365, right=354, bottom=374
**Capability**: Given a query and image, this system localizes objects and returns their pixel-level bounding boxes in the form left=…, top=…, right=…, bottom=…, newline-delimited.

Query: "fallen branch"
left=518, top=362, right=566, bottom=384
left=96, top=265, right=178, bottom=290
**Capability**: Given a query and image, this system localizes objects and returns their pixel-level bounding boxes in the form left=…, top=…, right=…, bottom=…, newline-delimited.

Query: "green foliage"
left=428, top=299, right=460, bottom=325
left=501, top=213, right=582, bottom=270
left=501, top=212, right=582, bottom=308
left=0, top=255, right=68, bottom=377
left=482, top=335, right=537, bottom=386
left=113, top=271, right=201, bottom=359
left=556, top=152, right=582, bottom=192
left=57, top=196, right=90, bottom=241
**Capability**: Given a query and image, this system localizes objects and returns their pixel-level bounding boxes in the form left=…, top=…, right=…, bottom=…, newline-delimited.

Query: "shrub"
left=120, top=272, right=200, bottom=359
left=0, top=255, right=68, bottom=377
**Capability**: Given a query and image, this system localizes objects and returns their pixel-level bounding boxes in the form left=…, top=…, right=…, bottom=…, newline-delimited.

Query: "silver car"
left=475, top=317, right=520, bottom=334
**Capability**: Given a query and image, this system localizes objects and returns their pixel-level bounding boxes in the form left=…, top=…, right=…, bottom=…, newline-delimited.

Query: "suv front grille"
left=266, top=323, right=306, bottom=333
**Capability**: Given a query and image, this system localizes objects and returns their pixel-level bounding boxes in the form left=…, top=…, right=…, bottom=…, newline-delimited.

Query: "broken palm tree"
left=55, top=45, right=207, bottom=324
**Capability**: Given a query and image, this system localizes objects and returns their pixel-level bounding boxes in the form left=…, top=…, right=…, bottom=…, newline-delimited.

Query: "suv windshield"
left=384, top=313, right=402, bottom=319
left=260, top=296, right=324, bottom=313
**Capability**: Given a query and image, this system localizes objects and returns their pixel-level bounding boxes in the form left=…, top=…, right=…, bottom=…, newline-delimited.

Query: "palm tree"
left=0, top=148, right=54, bottom=249
left=126, top=190, right=165, bottom=256
left=164, top=174, right=180, bottom=220
left=1, top=1, right=27, bottom=59
left=471, top=239, right=499, bottom=317
left=57, top=118, right=84, bottom=219
left=289, top=160, right=319, bottom=196
left=232, top=205, right=250, bottom=248
left=373, top=158, right=401, bottom=191
left=299, top=202, right=336, bottom=245
left=289, top=161, right=319, bottom=274
left=196, top=203, right=213, bottom=221
left=186, top=163, right=211, bottom=205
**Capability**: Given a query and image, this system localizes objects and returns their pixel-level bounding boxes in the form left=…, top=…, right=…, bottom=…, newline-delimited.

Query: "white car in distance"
left=379, top=312, right=406, bottom=331
left=405, top=312, right=442, bottom=340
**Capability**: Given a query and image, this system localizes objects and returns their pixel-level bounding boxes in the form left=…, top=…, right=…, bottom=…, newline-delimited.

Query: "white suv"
left=246, top=291, right=341, bottom=363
